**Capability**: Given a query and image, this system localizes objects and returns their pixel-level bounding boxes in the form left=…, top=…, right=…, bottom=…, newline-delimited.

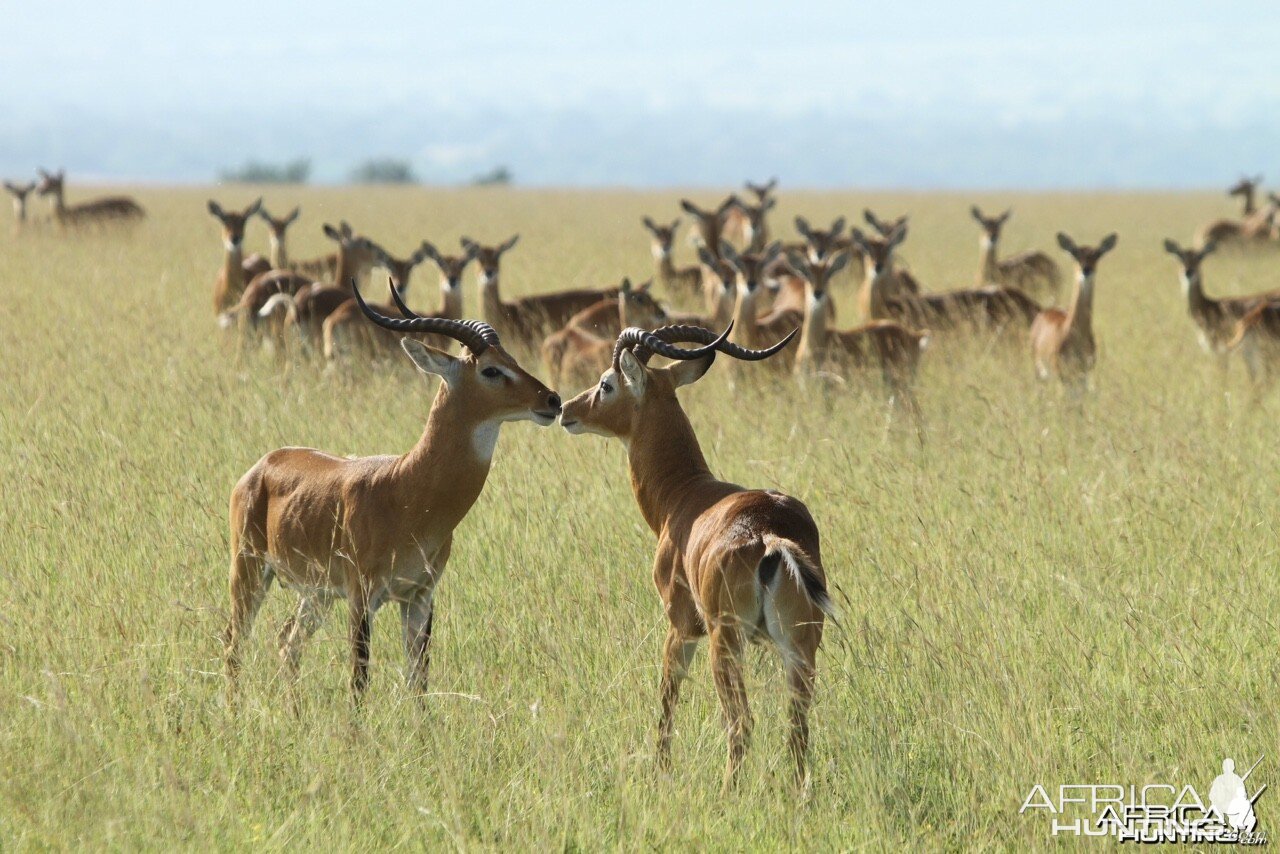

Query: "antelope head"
left=680, top=196, right=741, bottom=246
left=460, top=235, right=518, bottom=287
left=34, top=168, right=65, bottom=198
left=722, top=241, right=784, bottom=300
left=744, top=177, right=778, bottom=203
left=786, top=248, right=853, bottom=308
left=970, top=205, right=1012, bottom=249
left=258, top=205, right=300, bottom=249
left=618, top=278, right=668, bottom=329
left=208, top=197, right=263, bottom=251
left=354, top=282, right=562, bottom=427
left=642, top=216, right=681, bottom=260
left=1228, top=175, right=1262, bottom=200
left=1162, top=238, right=1216, bottom=296
left=849, top=223, right=907, bottom=278
left=794, top=215, right=846, bottom=262
left=357, top=237, right=432, bottom=299
left=559, top=323, right=793, bottom=440
left=1057, top=232, right=1118, bottom=282
left=863, top=208, right=909, bottom=238
left=3, top=181, right=36, bottom=221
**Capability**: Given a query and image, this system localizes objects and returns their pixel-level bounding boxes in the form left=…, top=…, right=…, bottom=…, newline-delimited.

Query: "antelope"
left=35, top=168, right=145, bottom=227
left=720, top=243, right=804, bottom=369
left=1226, top=300, right=1280, bottom=384
left=3, top=181, right=36, bottom=231
left=642, top=217, right=703, bottom=301
left=258, top=205, right=301, bottom=269
left=322, top=239, right=433, bottom=361
left=795, top=214, right=862, bottom=300
left=224, top=285, right=562, bottom=704
left=559, top=324, right=829, bottom=789
left=1230, top=175, right=1264, bottom=217
left=722, top=178, right=778, bottom=246
left=681, top=196, right=743, bottom=306
left=852, top=226, right=1040, bottom=334
left=1196, top=192, right=1280, bottom=248
left=1029, top=232, right=1117, bottom=394
left=278, top=224, right=381, bottom=342
left=541, top=279, right=669, bottom=389
left=464, top=235, right=619, bottom=346
left=861, top=209, right=922, bottom=297
left=209, top=198, right=272, bottom=315
left=1161, top=238, right=1280, bottom=374
left=970, top=206, right=1062, bottom=299
left=790, top=250, right=929, bottom=427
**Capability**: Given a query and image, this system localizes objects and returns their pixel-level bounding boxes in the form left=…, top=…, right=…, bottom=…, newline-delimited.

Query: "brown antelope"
left=1029, top=232, right=1117, bottom=394
left=4, top=181, right=36, bottom=230
left=722, top=178, right=778, bottom=246
left=559, top=324, right=829, bottom=788
left=681, top=196, right=743, bottom=306
left=861, top=209, right=923, bottom=297
left=1226, top=301, right=1280, bottom=384
left=1230, top=175, right=1264, bottom=216
left=970, top=206, right=1061, bottom=298
left=35, top=168, right=144, bottom=227
left=540, top=279, right=669, bottom=388
left=278, top=224, right=381, bottom=343
left=258, top=205, right=301, bottom=269
left=720, top=243, right=804, bottom=370
left=1196, top=192, right=1280, bottom=248
left=322, top=239, right=433, bottom=360
left=1161, top=238, right=1280, bottom=374
left=795, top=215, right=847, bottom=263
left=852, top=226, right=1040, bottom=334
left=464, top=235, right=619, bottom=346
left=224, top=285, right=562, bottom=704
left=209, top=198, right=272, bottom=314
left=642, top=217, right=703, bottom=301
left=790, top=250, right=929, bottom=427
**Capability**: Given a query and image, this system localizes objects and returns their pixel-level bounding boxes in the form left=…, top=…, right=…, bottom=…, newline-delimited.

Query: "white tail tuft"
left=258, top=292, right=297, bottom=322
left=762, top=535, right=835, bottom=617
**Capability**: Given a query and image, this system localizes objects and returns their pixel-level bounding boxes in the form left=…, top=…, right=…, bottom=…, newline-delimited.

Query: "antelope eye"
left=600, top=380, right=613, bottom=394
left=481, top=367, right=502, bottom=379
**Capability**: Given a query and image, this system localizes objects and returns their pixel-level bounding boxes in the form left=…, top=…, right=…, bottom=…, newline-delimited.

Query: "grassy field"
left=1, top=185, right=1276, bottom=849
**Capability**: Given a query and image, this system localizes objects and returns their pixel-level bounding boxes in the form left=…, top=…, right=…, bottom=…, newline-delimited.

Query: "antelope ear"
left=827, top=249, right=852, bottom=278
left=697, top=247, right=718, bottom=269
left=322, top=223, right=342, bottom=241
left=830, top=216, right=847, bottom=236
left=679, top=199, right=701, bottom=216
left=207, top=200, right=225, bottom=218
left=663, top=353, right=715, bottom=389
left=849, top=227, right=870, bottom=251
left=245, top=197, right=263, bottom=217
left=1162, top=238, right=1181, bottom=256
left=401, top=337, right=459, bottom=383
left=1056, top=232, right=1078, bottom=254
left=999, top=208, right=1012, bottom=222
left=670, top=217, right=681, bottom=231
left=620, top=277, right=632, bottom=294
left=1200, top=239, right=1218, bottom=257
left=1098, top=233, right=1118, bottom=255
left=719, top=241, right=740, bottom=266
left=499, top=234, right=519, bottom=254
left=863, top=209, right=878, bottom=227
left=762, top=197, right=777, bottom=211
left=286, top=206, right=301, bottom=224
left=969, top=205, right=983, bottom=222
left=784, top=249, right=810, bottom=280
left=794, top=216, right=812, bottom=238
left=889, top=223, right=908, bottom=248
left=617, top=348, right=647, bottom=394
left=642, top=216, right=657, bottom=232
left=420, top=240, right=441, bottom=263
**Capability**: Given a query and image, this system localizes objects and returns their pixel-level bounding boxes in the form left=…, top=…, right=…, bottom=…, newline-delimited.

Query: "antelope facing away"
left=642, top=217, right=703, bottom=301
left=464, top=235, right=620, bottom=347
left=1029, top=232, right=1117, bottom=394
left=1196, top=191, right=1280, bottom=249
left=1161, top=238, right=1280, bottom=375
left=970, top=206, right=1062, bottom=299
left=790, top=250, right=929, bottom=430
left=1226, top=301, right=1280, bottom=386
left=224, top=286, right=562, bottom=704
left=3, top=181, right=36, bottom=231
left=540, top=278, right=669, bottom=389
left=209, top=198, right=272, bottom=314
left=36, top=168, right=145, bottom=227
left=258, top=205, right=301, bottom=269
left=560, top=324, right=830, bottom=789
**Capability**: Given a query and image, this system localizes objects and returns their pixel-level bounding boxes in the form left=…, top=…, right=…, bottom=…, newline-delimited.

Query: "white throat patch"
left=471, top=421, right=501, bottom=461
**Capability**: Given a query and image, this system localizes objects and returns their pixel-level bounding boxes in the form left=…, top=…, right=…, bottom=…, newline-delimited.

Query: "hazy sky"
left=3, top=1, right=1278, bottom=187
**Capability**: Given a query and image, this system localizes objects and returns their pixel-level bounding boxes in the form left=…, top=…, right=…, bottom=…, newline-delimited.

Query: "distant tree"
left=471, top=166, right=513, bottom=187
left=349, top=158, right=418, bottom=184
left=219, top=158, right=311, bottom=184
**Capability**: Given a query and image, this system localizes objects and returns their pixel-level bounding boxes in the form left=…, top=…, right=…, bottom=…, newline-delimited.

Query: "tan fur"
left=1029, top=232, right=1116, bottom=395
left=642, top=216, right=703, bottom=301
left=35, top=169, right=144, bottom=229
left=970, top=206, right=1061, bottom=299
left=540, top=280, right=668, bottom=389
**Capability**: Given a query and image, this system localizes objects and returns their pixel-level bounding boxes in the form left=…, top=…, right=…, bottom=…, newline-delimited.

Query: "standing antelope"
left=1161, top=239, right=1280, bottom=375
left=790, top=250, right=929, bottom=428
left=258, top=205, right=301, bottom=269
left=1030, top=233, right=1117, bottom=394
left=559, top=324, right=830, bottom=789
left=464, top=235, right=619, bottom=346
left=322, top=239, right=433, bottom=360
left=1229, top=175, right=1264, bottom=217
left=208, top=198, right=272, bottom=315
left=540, top=278, right=669, bottom=388
left=279, top=224, right=380, bottom=342
left=1196, top=192, right=1280, bottom=248
left=224, top=286, right=562, bottom=704
left=853, top=226, right=1040, bottom=334
left=860, top=209, right=922, bottom=297
left=722, top=178, right=778, bottom=246
left=681, top=196, right=743, bottom=307
left=970, top=206, right=1061, bottom=299
left=3, top=181, right=36, bottom=231
left=720, top=243, right=804, bottom=369
left=35, top=168, right=145, bottom=227
left=642, top=217, right=703, bottom=301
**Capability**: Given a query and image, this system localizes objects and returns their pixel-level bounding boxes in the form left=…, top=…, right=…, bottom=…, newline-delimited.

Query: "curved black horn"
left=716, top=327, right=799, bottom=361
left=612, top=323, right=734, bottom=369
left=352, top=279, right=500, bottom=354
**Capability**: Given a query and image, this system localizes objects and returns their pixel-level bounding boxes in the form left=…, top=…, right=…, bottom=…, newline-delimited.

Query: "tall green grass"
left=0, top=187, right=1275, bottom=849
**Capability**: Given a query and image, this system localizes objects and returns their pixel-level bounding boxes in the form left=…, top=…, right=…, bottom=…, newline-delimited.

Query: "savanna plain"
left=0, top=186, right=1276, bottom=850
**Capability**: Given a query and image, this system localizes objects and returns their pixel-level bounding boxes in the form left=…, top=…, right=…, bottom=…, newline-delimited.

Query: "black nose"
left=547, top=393, right=562, bottom=411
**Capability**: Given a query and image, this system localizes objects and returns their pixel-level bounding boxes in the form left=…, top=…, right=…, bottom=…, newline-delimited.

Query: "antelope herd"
left=8, top=167, right=1280, bottom=789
